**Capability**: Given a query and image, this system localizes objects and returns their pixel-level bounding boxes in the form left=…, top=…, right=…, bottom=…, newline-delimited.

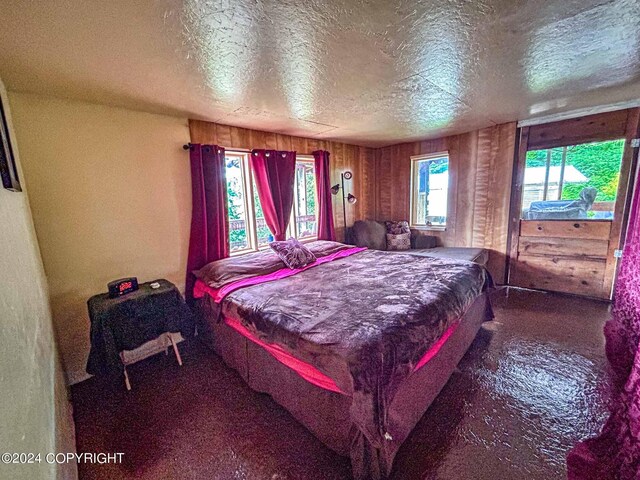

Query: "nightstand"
left=86, top=279, right=194, bottom=390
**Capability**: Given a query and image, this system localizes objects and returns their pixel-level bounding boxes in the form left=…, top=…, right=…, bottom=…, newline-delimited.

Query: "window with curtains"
left=410, top=152, right=449, bottom=228
left=291, top=156, right=318, bottom=241
left=225, top=152, right=317, bottom=254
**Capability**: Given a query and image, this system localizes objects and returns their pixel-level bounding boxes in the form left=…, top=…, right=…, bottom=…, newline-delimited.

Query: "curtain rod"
left=182, top=143, right=250, bottom=153
left=182, top=144, right=314, bottom=156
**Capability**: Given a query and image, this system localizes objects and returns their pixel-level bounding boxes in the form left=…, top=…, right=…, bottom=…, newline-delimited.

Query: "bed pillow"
left=270, top=238, right=317, bottom=269
left=305, top=240, right=352, bottom=258
left=386, top=233, right=411, bottom=251
left=385, top=220, right=411, bottom=235
left=194, top=250, right=285, bottom=288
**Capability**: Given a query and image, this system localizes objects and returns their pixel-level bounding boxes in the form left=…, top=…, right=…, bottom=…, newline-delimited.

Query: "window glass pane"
left=295, top=162, right=317, bottom=239
left=413, top=156, right=448, bottom=226
left=252, top=179, right=273, bottom=247
left=225, top=156, right=249, bottom=252
left=522, top=150, right=548, bottom=212
left=521, top=139, right=625, bottom=220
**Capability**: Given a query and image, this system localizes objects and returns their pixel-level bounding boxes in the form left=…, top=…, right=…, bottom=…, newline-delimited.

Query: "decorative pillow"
left=386, top=233, right=411, bottom=251
left=385, top=221, right=410, bottom=235
left=270, top=238, right=317, bottom=269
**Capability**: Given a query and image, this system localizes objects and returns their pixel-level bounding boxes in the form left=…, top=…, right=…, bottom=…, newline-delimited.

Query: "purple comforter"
left=199, top=244, right=492, bottom=477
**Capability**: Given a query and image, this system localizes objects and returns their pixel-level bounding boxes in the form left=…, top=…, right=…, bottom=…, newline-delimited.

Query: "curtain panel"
left=568, top=170, right=640, bottom=480
left=250, top=149, right=296, bottom=241
left=185, top=144, right=229, bottom=302
left=313, top=150, right=336, bottom=241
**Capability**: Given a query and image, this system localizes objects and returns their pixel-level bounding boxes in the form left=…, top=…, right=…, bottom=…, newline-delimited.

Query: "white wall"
left=8, top=92, right=191, bottom=384
left=0, top=80, right=77, bottom=479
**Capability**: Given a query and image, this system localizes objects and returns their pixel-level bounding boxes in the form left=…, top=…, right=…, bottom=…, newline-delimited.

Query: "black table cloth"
left=86, top=279, right=193, bottom=376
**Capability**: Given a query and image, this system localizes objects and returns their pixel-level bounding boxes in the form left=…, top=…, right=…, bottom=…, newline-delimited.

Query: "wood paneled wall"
left=511, top=220, right=611, bottom=298
left=189, top=120, right=376, bottom=242
left=190, top=119, right=517, bottom=282
left=375, top=123, right=518, bottom=282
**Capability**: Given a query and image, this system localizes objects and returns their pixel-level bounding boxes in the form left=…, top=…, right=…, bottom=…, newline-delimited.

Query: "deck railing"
left=229, top=215, right=316, bottom=250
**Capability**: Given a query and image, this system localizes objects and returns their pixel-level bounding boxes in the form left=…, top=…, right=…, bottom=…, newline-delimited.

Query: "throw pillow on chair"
left=386, top=233, right=411, bottom=251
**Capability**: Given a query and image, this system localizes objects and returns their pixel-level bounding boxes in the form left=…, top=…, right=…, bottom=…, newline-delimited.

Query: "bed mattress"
left=194, top=242, right=493, bottom=478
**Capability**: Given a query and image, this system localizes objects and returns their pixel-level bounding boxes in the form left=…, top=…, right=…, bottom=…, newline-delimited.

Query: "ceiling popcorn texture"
left=0, top=0, right=638, bottom=147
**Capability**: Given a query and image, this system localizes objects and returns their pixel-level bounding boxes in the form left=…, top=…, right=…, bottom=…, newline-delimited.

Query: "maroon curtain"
left=567, top=169, right=640, bottom=479
left=313, top=150, right=336, bottom=241
left=185, top=144, right=229, bottom=301
left=250, top=149, right=296, bottom=241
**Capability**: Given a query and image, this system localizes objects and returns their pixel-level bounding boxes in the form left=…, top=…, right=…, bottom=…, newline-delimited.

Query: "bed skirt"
left=198, top=293, right=493, bottom=479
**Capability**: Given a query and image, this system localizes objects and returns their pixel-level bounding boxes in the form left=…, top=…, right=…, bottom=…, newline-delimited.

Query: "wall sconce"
left=331, top=171, right=357, bottom=230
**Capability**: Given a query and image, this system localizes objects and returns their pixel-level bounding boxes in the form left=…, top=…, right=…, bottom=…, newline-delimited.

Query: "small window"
left=226, top=152, right=318, bottom=255
left=520, top=139, right=625, bottom=220
left=410, top=152, right=449, bottom=228
left=251, top=176, right=272, bottom=248
left=289, top=156, right=318, bottom=241
left=225, top=152, right=256, bottom=254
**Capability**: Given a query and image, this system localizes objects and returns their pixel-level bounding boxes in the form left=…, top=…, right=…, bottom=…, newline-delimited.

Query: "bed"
left=193, top=241, right=493, bottom=479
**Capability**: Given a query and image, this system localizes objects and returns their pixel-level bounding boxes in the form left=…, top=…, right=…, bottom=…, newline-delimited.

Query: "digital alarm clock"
left=108, top=277, right=139, bottom=298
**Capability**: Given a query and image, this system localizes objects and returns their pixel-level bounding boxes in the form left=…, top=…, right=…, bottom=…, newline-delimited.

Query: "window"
left=520, top=139, right=625, bottom=220
left=225, top=152, right=318, bottom=255
left=290, top=156, right=318, bottom=241
left=410, top=152, right=449, bottom=228
left=225, top=152, right=255, bottom=254
left=251, top=176, right=271, bottom=248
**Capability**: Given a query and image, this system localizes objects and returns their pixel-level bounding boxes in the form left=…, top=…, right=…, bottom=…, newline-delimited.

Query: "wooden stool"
left=119, top=332, right=183, bottom=391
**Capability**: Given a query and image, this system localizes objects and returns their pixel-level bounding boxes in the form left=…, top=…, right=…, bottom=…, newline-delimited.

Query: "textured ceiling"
left=0, top=0, right=639, bottom=147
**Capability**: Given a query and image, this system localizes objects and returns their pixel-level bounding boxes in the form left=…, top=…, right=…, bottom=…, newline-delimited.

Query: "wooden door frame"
left=506, top=108, right=640, bottom=297
left=609, top=109, right=640, bottom=292
left=505, top=126, right=529, bottom=285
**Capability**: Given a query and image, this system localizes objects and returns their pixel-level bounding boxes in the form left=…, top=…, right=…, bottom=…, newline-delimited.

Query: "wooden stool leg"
left=120, top=352, right=132, bottom=391
left=164, top=333, right=169, bottom=355
left=123, top=367, right=132, bottom=391
left=168, top=334, right=183, bottom=366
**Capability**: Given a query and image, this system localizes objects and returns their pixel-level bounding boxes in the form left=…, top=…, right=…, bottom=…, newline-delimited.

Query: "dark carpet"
left=71, top=287, right=611, bottom=480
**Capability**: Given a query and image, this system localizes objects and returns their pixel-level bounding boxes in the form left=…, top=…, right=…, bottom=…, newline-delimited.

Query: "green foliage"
left=229, top=229, right=246, bottom=246
left=226, top=159, right=317, bottom=248
left=256, top=226, right=271, bottom=243
left=305, top=169, right=316, bottom=214
left=226, top=158, right=243, bottom=221
left=601, top=174, right=621, bottom=198
left=225, top=158, right=247, bottom=247
left=525, top=139, right=624, bottom=202
left=253, top=184, right=264, bottom=218
left=429, top=157, right=448, bottom=174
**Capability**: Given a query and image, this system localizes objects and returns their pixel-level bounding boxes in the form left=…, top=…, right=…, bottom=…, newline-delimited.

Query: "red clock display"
left=108, top=277, right=139, bottom=298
